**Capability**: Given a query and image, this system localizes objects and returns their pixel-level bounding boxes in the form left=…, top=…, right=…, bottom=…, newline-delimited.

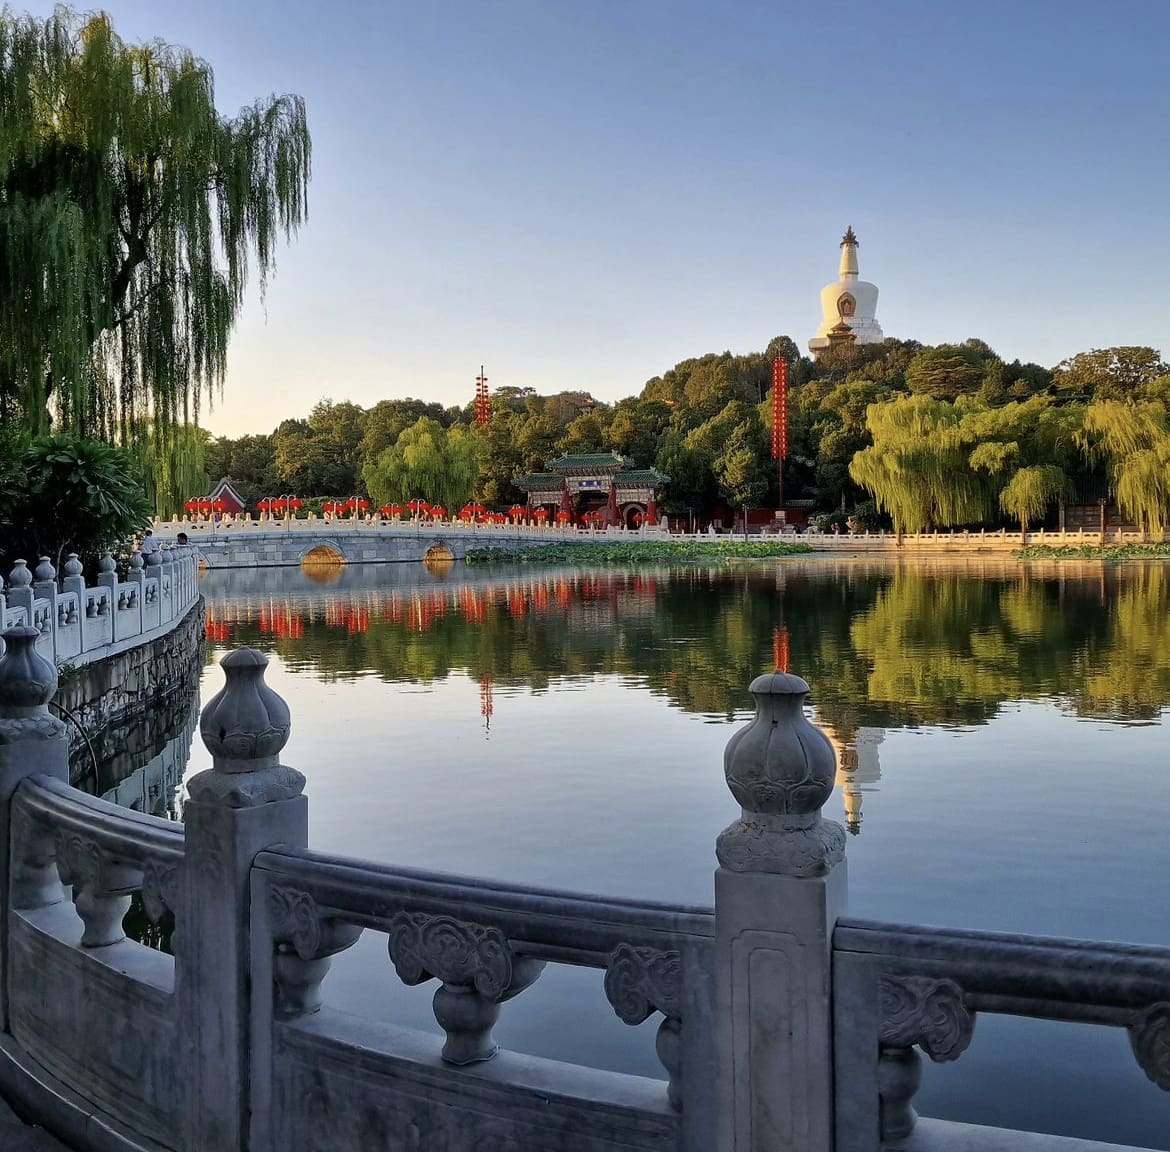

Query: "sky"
left=21, top=0, right=1170, bottom=436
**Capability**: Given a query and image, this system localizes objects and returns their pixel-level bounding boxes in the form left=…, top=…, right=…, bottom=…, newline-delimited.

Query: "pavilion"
left=514, top=452, right=669, bottom=528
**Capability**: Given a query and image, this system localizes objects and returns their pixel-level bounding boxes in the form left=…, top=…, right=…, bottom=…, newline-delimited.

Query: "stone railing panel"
left=832, top=918, right=1170, bottom=1147
left=250, top=845, right=715, bottom=1152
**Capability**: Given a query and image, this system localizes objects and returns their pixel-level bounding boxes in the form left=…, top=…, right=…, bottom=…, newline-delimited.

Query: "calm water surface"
left=98, top=557, right=1170, bottom=1147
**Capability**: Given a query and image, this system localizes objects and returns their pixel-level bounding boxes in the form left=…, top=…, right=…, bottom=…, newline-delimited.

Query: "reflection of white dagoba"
left=822, top=725, right=885, bottom=835
left=808, top=226, right=884, bottom=358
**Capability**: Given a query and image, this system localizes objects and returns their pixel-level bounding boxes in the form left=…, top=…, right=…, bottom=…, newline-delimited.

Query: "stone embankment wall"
left=59, top=602, right=203, bottom=787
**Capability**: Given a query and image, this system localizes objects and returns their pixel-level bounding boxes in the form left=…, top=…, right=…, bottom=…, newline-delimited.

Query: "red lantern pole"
left=771, top=357, right=788, bottom=516
left=475, top=366, right=490, bottom=426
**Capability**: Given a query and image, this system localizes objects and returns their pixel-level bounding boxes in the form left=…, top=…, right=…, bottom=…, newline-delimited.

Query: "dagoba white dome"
left=808, top=226, right=884, bottom=357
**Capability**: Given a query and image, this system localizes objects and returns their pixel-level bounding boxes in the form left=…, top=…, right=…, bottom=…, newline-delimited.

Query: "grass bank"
left=465, top=540, right=814, bottom=566
left=1016, top=543, right=1170, bottom=560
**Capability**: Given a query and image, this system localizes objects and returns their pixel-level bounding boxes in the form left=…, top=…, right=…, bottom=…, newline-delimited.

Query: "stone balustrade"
left=0, top=546, right=200, bottom=668
left=0, top=634, right=1167, bottom=1151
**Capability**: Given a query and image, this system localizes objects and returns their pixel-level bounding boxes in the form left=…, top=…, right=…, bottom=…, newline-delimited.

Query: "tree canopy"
left=362, top=418, right=480, bottom=511
left=0, top=6, right=310, bottom=442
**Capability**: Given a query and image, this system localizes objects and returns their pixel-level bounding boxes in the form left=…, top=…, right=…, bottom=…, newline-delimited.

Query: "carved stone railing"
left=0, top=545, right=200, bottom=668
left=833, top=919, right=1170, bottom=1147
left=0, top=629, right=1167, bottom=1152
left=250, top=846, right=713, bottom=1148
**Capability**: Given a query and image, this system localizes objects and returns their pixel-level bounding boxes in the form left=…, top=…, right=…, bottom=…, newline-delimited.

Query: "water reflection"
left=200, top=557, right=1170, bottom=730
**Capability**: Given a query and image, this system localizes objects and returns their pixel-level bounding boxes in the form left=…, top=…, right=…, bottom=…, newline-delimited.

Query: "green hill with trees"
left=203, top=339, right=1170, bottom=535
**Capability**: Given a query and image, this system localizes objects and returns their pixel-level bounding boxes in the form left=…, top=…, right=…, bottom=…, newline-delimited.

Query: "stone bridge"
left=162, top=524, right=564, bottom=568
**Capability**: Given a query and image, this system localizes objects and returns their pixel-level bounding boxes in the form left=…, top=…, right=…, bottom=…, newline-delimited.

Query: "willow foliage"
left=848, top=396, right=995, bottom=534
left=0, top=6, right=310, bottom=442
left=363, top=418, right=481, bottom=512
left=1079, top=401, right=1170, bottom=534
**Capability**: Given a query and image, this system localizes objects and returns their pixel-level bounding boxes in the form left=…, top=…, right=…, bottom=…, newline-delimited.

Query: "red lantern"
left=407, top=498, right=430, bottom=515
left=184, top=498, right=198, bottom=512
left=429, top=505, right=446, bottom=519
left=508, top=505, right=526, bottom=521
left=533, top=507, right=549, bottom=521
left=555, top=510, right=571, bottom=524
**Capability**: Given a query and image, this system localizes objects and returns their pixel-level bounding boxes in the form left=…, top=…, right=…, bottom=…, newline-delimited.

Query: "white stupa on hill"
left=808, top=226, right=884, bottom=358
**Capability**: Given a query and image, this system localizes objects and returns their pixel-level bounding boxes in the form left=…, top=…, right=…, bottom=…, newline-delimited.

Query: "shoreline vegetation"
left=464, top=540, right=814, bottom=566
left=1015, top=543, right=1170, bottom=560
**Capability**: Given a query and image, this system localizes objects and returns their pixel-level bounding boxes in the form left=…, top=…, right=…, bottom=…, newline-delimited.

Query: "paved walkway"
left=0, top=1095, right=69, bottom=1150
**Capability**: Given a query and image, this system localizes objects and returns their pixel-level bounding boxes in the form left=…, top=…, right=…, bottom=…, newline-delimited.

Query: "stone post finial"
left=33, top=557, right=55, bottom=584
left=63, top=554, right=83, bottom=578
left=129, top=551, right=144, bottom=572
left=716, top=671, right=845, bottom=877
left=98, top=554, right=116, bottom=574
left=7, top=560, right=31, bottom=588
left=192, top=648, right=303, bottom=807
left=0, top=626, right=58, bottom=711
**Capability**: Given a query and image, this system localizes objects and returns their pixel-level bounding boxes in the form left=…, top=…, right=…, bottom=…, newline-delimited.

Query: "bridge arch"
left=300, top=543, right=346, bottom=569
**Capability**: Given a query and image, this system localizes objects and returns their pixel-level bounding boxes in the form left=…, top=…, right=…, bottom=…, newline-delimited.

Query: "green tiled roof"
left=615, top=469, right=668, bottom=485
left=513, top=472, right=563, bottom=489
left=547, top=452, right=628, bottom=471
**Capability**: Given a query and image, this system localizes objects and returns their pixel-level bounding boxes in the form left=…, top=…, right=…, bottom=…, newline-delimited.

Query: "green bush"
left=0, top=434, right=153, bottom=572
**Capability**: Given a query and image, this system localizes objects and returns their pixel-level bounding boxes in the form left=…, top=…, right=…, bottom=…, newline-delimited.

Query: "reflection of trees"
left=201, top=559, right=1170, bottom=734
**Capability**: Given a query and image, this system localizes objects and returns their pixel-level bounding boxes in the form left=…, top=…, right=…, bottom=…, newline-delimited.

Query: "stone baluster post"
left=127, top=550, right=145, bottom=605
left=6, top=561, right=33, bottom=623
left=96, top=552, right=117, bottom=592
left=177, top=648, right=307, bottom=1152
left=61, top=554, right=85, bottom=602
left=715, top=672, right=846, bottom=1152
left=0, top=627, right=69, bottom=1031
left=32, top=558, right=57, bottom=655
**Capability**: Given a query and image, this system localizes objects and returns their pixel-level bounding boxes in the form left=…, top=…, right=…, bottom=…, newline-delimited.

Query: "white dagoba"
left=808, top=226, right=884, bottom=358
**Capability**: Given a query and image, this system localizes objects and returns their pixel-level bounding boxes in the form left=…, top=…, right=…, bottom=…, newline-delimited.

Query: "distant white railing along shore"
left=0, top=545, right=200, bottom=667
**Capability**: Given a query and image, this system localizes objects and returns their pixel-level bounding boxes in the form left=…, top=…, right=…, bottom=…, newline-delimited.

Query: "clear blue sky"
left=24, top=0, right=1170, bottom=435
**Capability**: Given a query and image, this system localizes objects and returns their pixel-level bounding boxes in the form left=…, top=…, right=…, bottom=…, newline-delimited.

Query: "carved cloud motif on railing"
left=1130, top=1002, right=1170, bottom=1091
left=604, top=943, right=682, bottom=1024
left=879, top=974, right=975, bottom=1062
left=388, top=910, right=514, bottom=1001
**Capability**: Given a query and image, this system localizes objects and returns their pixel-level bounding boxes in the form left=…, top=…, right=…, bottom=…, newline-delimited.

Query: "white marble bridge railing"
left=0, top=545, right=200, bottom=668
left=0, top=636, right=1167, bottom=1152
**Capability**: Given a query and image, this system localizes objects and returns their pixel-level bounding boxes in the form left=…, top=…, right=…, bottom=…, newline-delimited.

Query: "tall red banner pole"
left=771, top=357, right=788, bottom=514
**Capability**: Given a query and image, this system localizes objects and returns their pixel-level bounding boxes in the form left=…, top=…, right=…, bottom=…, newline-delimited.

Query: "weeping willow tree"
left=137, top=423, right=208, bottom=519
left=848, top=396, right=995, bottom=536
left=0, top=6, right=310, bottom=444
left=997, top=465, right=1073, bottom=537
left=362, top=418, right=481, bottom=512
left=1078, top=401, right=1170, bottom=535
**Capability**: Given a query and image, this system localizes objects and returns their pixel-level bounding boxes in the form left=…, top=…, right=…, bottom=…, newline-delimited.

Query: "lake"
left=90, top=556, right=1170, bottom=1148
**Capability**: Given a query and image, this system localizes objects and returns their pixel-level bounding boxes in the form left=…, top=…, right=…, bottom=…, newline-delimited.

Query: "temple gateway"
left=515, top=452, right=668, bottom=527
left=809, top=226, right=884, bottom=358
